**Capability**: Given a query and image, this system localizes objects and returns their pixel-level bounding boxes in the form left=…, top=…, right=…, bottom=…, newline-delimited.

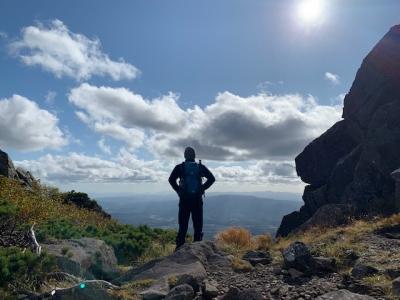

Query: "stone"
left=237, top=288, right=263, bottom=300
left=242, top=249, right=271, bottom=266
left=202, top=280, right=219, bottom=299
left=392, top=277, right=400, bottom=297
left=351, top=261, right=379, bottom=280
left=16, top=167, right=36, bottom=188
left=295, top=120, right=358, bottom=188
left=283, top=241, right=335, bottom=273
left=176, top=273, right=200, bottom=293
left=115, top=241, right=232, bottom=285
left=297, top=204, right=358, bottom=232
left=317, top=289, right=377, bottom=299
left=276, top=210, right=310, bottom=238
left=165, top=284, right=194, bottom=300
left=0, top=149, right=18, bottom=180
left=42, top=237, right=120, bottom=281
left=222, top=286, right=240, bottom=300
left=288, top=268, right=304, bottom=278
left=140, top=277, right=170, bottom=300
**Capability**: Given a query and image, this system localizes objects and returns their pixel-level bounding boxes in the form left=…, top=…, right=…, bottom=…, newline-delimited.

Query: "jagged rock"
left=115, top=241, right=232, bottom=285
left=242, top=249, right=271, bottom=266
left=42, top=237, right=120, bottom=281
left=317, top=289, right=377, bottom=299
left=202, top=280, right=219, bottom=299
left=237, top=288, right=263, bottom=300
left=16, top=167, right=36, bottom=188
left=222, top=286, right=240, bottom=300
left=295, top=120, right=358, bottom=187
left=176, top=273, right=200, bottom=293
left=297, top=204, right=358, bottom=232
left=277, top=25, right=400, bottom=237
left=140, top=277, right=170, bottom=300
left=351, top=261, right=379, bottom=280
left=0, top=149, right=18, bottom=180
left=276, top=210, right=310, bottom=238
left=283, top=241, right=335, bottom=273
left=165, top=284, right=194, bottom=300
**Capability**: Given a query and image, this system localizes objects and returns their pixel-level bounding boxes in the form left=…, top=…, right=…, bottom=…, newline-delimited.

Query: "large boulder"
left=115, top=241, right=233, bottom=285
left=42, top=237, right=120, bottom=281
left=277, top=25, right=400, bottom=237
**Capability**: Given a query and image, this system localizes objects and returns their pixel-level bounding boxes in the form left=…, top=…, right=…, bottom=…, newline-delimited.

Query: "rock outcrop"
left=278, top=25, right=400, bottom=237
left=116, top=241, right=233, bottom=285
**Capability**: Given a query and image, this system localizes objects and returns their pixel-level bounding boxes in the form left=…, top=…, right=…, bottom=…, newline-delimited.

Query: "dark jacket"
left=168, top=159, right=215, bottom=195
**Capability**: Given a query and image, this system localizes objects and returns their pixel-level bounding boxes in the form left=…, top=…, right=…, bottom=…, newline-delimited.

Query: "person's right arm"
left=168, top=165, right=181, bottom=193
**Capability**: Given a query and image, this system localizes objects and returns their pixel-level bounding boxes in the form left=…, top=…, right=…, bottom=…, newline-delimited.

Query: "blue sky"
left=0, top=0, right=399, bottom=196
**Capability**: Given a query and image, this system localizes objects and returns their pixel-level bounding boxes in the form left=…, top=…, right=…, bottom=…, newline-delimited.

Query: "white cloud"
left=97, top=138, right=111, bottom=154
left=210, top=161, right=301, bottom=187
left=45, top=90, right=57, bottom=104
left=15, top=152, right=167, bottom=184
left=325, top=72, right=340, bottom=85
left=8, top=19, right=140, bottom=81
left=0, top=31, right=7, bottom=39
left=147, top=91, right=343, bottom=161
left=68, top=84, right=342, bottom=162
left=0, top=95, right=68, bottom=151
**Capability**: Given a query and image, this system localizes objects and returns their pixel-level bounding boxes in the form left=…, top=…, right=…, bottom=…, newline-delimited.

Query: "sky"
left=0, top=0, right=399, bottom=197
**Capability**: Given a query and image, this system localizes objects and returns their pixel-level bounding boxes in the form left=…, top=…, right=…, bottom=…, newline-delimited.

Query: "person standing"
left=168, top=147, right=215, bottom=249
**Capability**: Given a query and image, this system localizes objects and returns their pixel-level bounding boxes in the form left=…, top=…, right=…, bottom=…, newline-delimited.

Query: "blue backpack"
left=179, top=160, right=203, bottom=198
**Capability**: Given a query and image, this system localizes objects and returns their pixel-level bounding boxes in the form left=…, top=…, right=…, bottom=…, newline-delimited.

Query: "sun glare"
left=298, top=0, right=324, bottom=22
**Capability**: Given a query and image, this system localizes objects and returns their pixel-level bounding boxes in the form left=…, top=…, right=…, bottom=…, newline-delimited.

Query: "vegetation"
left=0, top=176, right=177, bottom=298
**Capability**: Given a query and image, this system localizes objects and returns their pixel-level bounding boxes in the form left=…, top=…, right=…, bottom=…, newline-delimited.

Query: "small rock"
left=202, top=280, right=219, bottom=299
left=165, top=284, right=194, bottom=300
left=237, top=288, right=263, bottom=300
left=222, top=286, right=240, bottom=300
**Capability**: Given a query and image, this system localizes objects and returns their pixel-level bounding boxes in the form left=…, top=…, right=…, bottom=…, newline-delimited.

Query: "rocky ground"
left=186, top=230, right=400, bottom=300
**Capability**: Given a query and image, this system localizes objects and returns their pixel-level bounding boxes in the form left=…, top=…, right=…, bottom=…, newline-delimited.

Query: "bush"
left=215, top=227, right=253, bottom=248
left=0, top=247, right=57, bottom=289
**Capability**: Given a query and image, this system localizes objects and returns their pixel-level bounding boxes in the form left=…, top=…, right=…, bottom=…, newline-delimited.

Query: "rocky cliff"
left=277, top=25, right=400, bottom=237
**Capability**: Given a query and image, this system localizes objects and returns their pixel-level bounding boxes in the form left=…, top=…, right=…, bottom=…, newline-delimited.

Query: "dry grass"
left=214, top=213, right=400, bottom=274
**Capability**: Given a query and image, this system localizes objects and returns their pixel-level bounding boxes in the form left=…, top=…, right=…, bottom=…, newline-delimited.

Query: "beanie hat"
left=184, top=147, right=196, bottom=160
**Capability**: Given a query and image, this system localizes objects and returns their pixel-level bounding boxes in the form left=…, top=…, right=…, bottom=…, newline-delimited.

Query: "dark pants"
left=176, top=196, right=203, bottom=248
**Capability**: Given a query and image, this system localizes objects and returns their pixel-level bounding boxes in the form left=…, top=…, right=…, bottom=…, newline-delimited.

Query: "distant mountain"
left=96, top=194, right=302, bottom=240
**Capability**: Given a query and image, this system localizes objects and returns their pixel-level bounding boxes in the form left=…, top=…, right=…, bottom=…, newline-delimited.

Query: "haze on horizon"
left=0, top=1, right=399, bottom=196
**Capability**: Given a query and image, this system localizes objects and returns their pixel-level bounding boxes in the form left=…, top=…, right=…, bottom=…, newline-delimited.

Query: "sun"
left=298, top=0, right=324, bottom=22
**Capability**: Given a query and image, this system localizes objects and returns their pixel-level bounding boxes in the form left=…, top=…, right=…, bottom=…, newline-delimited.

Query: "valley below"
left=96, top=194, right=303, bottom=239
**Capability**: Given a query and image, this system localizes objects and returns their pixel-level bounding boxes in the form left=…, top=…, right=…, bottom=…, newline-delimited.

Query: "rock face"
left=278, top=25, right=400, bottom=237
left=0, top=149, right=18, bottom=180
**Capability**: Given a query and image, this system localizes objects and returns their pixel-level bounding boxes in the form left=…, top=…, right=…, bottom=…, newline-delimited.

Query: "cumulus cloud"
left=0, top=31, right=7, bottom=39
left=325, top=72, right=340, bottom=85
left=15, top=152, right=167, bottom=183
left=0, top=95, right=68, bottom=151
left=8, top=19, right=140, bottom=81
left=69, top=84, right=342, bottom=161
left=147, top=91, right=343, bottom=161
left=211, top=161, right=301, bottom=186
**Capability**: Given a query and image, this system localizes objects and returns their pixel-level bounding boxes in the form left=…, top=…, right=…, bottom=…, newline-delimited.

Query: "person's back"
left=168, top=147, right=215, bottom=249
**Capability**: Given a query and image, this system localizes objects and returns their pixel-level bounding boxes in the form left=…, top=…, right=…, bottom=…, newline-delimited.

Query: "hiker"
left=168, top=147, right=215, bottom=249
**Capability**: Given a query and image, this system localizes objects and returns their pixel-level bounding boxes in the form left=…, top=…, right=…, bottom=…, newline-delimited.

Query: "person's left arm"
left=201, top=165, right=215, bottom=191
